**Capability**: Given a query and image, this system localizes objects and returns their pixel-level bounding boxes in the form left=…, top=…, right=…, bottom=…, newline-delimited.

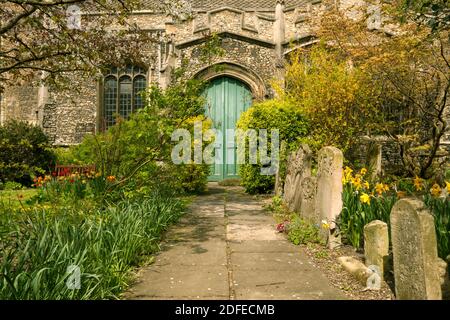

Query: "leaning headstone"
left=364, top=220, right=389, bottom=280
left=391, top=198, right=442, bottom=300
left=315, top=146, right=343, bottom=249
left=299, top=176, right=317, bottom=223
left=283, top=144, right=312, bottom=212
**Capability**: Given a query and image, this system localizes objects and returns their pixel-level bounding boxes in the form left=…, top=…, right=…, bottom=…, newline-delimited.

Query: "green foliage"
left=0, top=120, right=56, bottom=186
left=390, top=0, right=449, bottom=31
left=2, top=181, right=24, bottom=191
left=424, top=194, right=450, bottom=259
left=198, top=33, right=225, bottom=65
left=239, top=165, right=275, bottom=195
left=29, top=173, right=110, bottom=206
left=268, top=196, right=325, bottom=246
left=173, top=164, right=209, bottom=194
left=0, top=191, right=185, bottom=300
left=287, top=215, right=323, bottom=246
left=338, top=183, right=397, bottom=249
left=338, top=166, right=450, bottom=259
left=283, top=44, right=380, bottom=155
left=237, top=99, right=309, bottom=194
left=63, top=78, right=209, bottom=197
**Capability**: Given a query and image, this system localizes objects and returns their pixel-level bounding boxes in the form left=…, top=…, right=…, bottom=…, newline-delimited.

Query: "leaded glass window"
left=102, top=66, right=147, bottom=129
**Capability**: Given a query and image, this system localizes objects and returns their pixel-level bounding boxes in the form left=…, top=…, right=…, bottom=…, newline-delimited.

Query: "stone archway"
left=193, top=61, right=267, bottom=101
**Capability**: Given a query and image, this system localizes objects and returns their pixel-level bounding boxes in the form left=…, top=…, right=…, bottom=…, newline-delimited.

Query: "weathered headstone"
left=299, top=176, right=317, bottom=223
left=274, top=141, right=287, bottom=196
left=364, top=220, right=389, bottom=279
left=366, top=142, right=382, bottom=180
left=283, top=144, right=312, bottom=212
left=315, top=146, right=343, bottom=249
left=391, top=198, right=442, bottom=300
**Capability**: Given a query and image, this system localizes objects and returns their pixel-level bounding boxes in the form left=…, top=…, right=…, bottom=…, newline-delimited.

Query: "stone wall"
left=0, top=86, right=41, bottom=126
left=42, top=77, right=98, bottom=145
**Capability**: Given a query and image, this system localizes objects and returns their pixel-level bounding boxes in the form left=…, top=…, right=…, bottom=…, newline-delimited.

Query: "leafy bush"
left=173, top=164, right=209, bottom=194
left=2, top=181, right=24, bottom=191
left=56, top=79, right=210, bottom=198
left=237, top=99, right=309, bottom=194
left=282, top=44, right=380, bottom=155
left=269, top=196, right=325, bottom=246
left=0, top=120, right=56, bottom=186
left=287, top=215, right=323, bottom=246
left=0, top=191, right=185, bottom=299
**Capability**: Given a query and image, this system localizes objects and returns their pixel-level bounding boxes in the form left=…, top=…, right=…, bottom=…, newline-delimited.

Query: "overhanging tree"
left=318, top=0, right=450, bottom=178
left=0, top=0, right=187, bottom=91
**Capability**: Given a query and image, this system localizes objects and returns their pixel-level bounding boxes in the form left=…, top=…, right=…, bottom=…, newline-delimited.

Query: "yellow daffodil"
left=383, top=184, right=390, bottom=192
left=360, top=193, right=371, bottom=204
left=360, top=168, right=368, bottom=176
left=343, top=167, right=354, bottom=184
left=375, top=183, right=385, bottom=195
left=352, top=177, right=362, bottom=190
left=446, top=181, right=450, bottom=194
left=413, top=176, right=424, bottom=191
left=430, top=184, right=442, bottom=198
left=344, top=166, right=353, bottom=176
left=321, top=220, right=330, bottom=230
left=363, top=181, right=370, bottom=189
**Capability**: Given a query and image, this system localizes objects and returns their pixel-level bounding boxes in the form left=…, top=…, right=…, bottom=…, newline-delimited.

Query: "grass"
left=0, top=189, right=37, bottom=209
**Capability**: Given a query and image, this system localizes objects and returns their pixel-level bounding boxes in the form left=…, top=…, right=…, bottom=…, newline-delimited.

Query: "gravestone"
left=315, top=146, right=343, bottom=249
left=274, top=141, right=287, bottom=196
left=299, top=176, right=317, bottom=223
left=391, top=198, right=442, bottom=300
left=283, top=144, right=312, bottom=212
left=364, top=220, right=389, bottom=280
left=366, top=142, right=382, bottom=181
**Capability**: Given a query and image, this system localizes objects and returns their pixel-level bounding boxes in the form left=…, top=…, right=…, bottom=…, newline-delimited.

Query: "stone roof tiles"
left=139, top=0, right=311, bottom=12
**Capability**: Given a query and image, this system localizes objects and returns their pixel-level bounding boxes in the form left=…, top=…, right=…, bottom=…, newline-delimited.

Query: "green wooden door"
left=204, top=77, right=253, bottom=181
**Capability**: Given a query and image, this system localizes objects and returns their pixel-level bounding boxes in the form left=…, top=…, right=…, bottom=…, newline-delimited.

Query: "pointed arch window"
left=102, top=66, right=147, bottom=130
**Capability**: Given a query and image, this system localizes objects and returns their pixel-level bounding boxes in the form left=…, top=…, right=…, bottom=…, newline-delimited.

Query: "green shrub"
left=237, top=99, right=309, bottom=194
left=287, top=215, right=323, bottom=246
left=60, top=79, right=210, bottom=198
left=0, top=120, right=56, bottom=186
left=174, top=164, right=209, bottom=194
left=3, top=181, right=24, bottom=191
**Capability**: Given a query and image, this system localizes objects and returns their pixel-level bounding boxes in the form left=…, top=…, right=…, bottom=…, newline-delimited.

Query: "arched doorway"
left=204, top=76, right=253, bottom=181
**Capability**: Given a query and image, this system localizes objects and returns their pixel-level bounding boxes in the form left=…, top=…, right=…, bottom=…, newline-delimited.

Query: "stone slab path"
left=124, top=184, right=345, bottom=300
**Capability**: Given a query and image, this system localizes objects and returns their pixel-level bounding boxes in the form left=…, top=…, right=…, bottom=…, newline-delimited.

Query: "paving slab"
left=233, top=270, right=345, bottom=300
left=125, top=183, right=344, bottom=300
left=155, top=241, right=227, bottom=267
left=230, top=252, right=309, bottom=270
left=229, top=240, right=301, bottom=253
left=127, top=265, right=229, bottom=299
left=227, top=223, right=284, bottom=241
